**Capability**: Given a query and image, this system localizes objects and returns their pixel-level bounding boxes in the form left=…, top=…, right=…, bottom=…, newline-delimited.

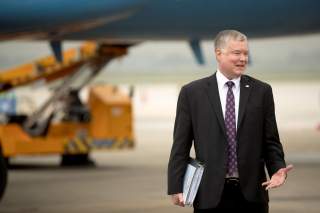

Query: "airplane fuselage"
left=1, top=0, right=320, bottom=42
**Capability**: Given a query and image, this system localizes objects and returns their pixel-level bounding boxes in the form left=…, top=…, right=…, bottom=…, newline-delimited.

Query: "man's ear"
left=215, top=48, right=221, bottom=61
left=215, top=48, right=221, bottom=56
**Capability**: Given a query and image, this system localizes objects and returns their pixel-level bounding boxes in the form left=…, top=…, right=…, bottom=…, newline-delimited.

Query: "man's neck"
left=217, top=69, right=239, bottom=80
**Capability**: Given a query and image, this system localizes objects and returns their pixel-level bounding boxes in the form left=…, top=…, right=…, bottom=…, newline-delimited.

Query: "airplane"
left=0, top=0, right=320, bottom=202
left=1, top=0, right=320, bottom=64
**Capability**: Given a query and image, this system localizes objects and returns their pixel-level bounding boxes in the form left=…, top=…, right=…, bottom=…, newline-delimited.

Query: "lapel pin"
left=245, top=85, right=250, bottom=88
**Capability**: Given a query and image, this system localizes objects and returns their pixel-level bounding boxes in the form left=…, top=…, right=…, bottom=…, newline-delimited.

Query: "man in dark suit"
left=167, top=30, right=293, bottom=213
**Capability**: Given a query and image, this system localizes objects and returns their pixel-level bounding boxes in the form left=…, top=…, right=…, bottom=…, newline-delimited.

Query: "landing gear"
left=60, top=153, right=95, bottom=167
left=0, top=149, right=8, bottom=201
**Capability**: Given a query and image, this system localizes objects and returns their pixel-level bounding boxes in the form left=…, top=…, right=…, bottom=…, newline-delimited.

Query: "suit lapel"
left=237, top=76, right=252, bottom=134
left=206, top=73, right=226, bottom=136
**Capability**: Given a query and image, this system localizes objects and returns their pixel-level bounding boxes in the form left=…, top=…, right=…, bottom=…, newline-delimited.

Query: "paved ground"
left=1, top=82, right=320, bottom=213
left=1, top=119, right=320, bottom=213
left=1, top=161, right=320, bottom=213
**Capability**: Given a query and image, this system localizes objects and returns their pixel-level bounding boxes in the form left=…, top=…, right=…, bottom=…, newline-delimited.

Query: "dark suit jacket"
left=167, top=73, right=286, bottom=209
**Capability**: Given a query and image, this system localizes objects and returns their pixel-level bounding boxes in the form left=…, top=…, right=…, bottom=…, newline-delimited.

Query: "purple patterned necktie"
left=225, top=81, right=238, bottom=177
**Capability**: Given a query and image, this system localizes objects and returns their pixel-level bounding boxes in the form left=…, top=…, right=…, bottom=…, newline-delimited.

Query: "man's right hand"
left=171, top=193, right=184, bottom=207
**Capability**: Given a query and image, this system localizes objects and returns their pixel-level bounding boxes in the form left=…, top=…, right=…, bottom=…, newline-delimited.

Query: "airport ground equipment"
left=0, top=42, right=134, bottom=201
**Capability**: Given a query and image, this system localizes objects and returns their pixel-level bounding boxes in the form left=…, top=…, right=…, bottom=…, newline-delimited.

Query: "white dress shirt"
left=216, top=69, right=240, bottom=129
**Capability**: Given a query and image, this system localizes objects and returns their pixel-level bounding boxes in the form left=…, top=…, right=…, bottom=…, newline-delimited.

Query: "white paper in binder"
left=182, top=158, right=204, bottom=206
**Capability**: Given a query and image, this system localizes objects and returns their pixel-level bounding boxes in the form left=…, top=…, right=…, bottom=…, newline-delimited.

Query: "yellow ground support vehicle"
left=0, top=42, right=134, bottom=200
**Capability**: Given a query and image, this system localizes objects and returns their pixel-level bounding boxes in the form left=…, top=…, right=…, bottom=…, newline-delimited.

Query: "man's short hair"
left=214, top=30, right=247, bottom=50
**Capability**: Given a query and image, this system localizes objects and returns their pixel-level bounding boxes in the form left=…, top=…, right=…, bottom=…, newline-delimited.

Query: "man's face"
left=215, top=39, right=249, bottom=79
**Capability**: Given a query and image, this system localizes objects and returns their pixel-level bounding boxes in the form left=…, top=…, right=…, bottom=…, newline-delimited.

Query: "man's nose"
left=240, top=54, right=248, bottom=63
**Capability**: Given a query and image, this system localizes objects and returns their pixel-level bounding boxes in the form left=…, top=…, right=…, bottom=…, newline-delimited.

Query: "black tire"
left=4, top=157, right=9, bottom=167
left=60, top=153, right=95, bottom=167
left=0, top=150, right=8, bottom=202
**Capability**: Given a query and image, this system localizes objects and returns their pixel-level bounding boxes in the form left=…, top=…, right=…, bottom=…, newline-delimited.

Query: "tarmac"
left=1, top=82, right=320, bottom=213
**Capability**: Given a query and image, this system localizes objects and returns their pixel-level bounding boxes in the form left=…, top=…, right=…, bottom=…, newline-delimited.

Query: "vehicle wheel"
left=0, top=150, right=8, bottom=201
left=60, top=153, right=95, bottom=167
left=4, top=157, right=9, bottom=167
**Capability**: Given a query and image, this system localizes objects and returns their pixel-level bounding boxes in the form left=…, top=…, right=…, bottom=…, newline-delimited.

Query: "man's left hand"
left=262, top=164, right=293, bottom=190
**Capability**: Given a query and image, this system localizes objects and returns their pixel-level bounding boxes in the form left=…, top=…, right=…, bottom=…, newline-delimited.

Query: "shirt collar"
left=216, top=69, right=241, bottom=90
